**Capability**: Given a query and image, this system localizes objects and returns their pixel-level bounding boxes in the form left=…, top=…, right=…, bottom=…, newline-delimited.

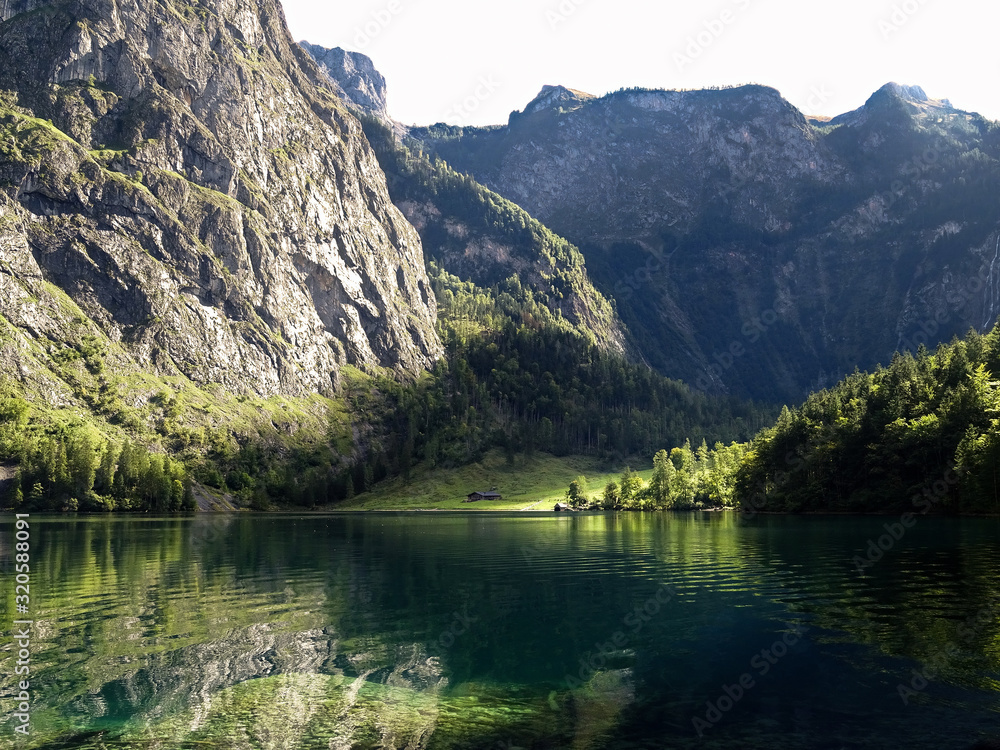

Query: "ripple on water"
left=11, top=514, right=1000, bottom=750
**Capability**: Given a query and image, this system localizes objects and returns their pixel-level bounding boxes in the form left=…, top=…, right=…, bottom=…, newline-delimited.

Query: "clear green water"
left=2, top=512, right=1000, bottom=749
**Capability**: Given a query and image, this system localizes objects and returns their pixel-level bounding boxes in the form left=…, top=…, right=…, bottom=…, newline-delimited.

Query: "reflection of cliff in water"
left=15, top=514, right=1000, bottom=750
left=73, top=624, right=339, bottom=727
left=14, top=515, right=655, bottom=748
left=132, top=645, right=453, bottom=750
left=108, top=666, right=637, bottom=750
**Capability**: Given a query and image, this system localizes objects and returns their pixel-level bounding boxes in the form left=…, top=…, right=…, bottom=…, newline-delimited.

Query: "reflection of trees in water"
left=16, top=515, right=1000, bottom=749
left=14, top=516, right=663, bottom=748
left=733, top=515, right=1000, bottom=679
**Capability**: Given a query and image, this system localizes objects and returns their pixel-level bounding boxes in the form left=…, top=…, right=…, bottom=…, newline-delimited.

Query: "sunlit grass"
left=335, top=449, right=653, bottom=511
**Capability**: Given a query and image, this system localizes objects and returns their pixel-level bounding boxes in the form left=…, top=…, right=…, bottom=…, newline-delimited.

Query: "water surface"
left=2, top=512, right=999, bottom=748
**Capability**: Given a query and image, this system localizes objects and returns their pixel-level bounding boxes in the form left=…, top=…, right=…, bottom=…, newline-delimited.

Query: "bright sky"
left=281, top=0, right=1000, bottom=127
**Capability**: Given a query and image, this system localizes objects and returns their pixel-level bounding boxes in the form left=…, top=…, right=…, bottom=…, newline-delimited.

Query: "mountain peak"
left=872, top=81, right=955, bottom=112
left=300, top=41, right=389, bottom=121
left=535, top=84, right=595, bottom=101
left=829, top=82, right=956, bottom=128
left=874, top=82, right=930, bottom=103
left=513, top=85, right=594, bottom=122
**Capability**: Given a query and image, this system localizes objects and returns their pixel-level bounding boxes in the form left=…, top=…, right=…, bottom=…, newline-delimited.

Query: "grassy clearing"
left=335, top=449, right=653, bottom=511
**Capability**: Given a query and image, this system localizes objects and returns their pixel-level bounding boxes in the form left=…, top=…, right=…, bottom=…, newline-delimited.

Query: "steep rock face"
left=297, top=46, right=636, bottom=361
left=422, top=84, right=840, bottom=244
left=414, top=84, right=1000, bottom=400
left=392, top=190, right=635, bottom=360
left=0, top=0, right=441, bottom=398
left=299, top=41, right=389, bottom=123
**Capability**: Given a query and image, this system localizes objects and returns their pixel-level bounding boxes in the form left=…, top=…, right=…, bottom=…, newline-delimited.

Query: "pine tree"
left=650, top=449, right=676, bottom=508
left=602, top=480, right=621, bottom=510
left=11, top=477, right=24, bottom=509
left=95, top=441, right=120, bottom=496
left=566, top=476, right=588, bottom=508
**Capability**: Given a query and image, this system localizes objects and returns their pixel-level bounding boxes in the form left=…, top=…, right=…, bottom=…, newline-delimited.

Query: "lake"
left=2, top=512, right=1000, bottom=749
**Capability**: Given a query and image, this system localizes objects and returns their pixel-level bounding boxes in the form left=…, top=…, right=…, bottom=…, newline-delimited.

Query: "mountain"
left=826, top=83, right=955, bottom=128
left=0, top=0, right=440, bottom=404
left=411, top=82, right=1000, bottom=401
left=511, top=84, right=595, bottom=122
left=299, top=42, right=634, bottom=359
left=299, top=41, right=389, bottom=123
left=0, top=9, right=768, bottom=515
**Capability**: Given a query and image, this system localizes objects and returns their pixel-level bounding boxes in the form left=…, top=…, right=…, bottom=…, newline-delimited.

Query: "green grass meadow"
left=333, top=450, right=653, bottom=511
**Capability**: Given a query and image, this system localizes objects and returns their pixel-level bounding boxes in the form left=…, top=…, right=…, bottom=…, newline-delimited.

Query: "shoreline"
left=5, top=507, right=1000, bottom=518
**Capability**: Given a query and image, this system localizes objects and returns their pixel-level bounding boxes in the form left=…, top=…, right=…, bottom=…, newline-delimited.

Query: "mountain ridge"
left=298, top=41, right=637, bottom=361
left=410, top=79, right=1000, bottom=400
left=299, top=40, right=390, bottom=123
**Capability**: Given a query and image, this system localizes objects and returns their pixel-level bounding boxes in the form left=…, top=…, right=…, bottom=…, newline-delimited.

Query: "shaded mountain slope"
left=412, top=83, right=1000, bottom=402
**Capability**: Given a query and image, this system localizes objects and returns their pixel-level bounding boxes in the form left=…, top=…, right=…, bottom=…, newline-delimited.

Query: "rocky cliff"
left=298, top=43, right=635, bottom=360
left=299, top=40, right=389, bottom=124
left=0, top=0, right=441, bottom=401
left=414, top=83, right=1000, bottom=401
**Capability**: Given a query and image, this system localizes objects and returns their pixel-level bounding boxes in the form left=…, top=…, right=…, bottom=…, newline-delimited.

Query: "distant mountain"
left=299, top=41, right=390, bottom=123
left=411, top=82, right=1000, bottom=401
left=359, top=114, right=635, bottom=359
left=827, top=83, right=955, bottom=128
left=299, top=44, right=635, bottom=359
left=511, top=84, right=595, bottom=122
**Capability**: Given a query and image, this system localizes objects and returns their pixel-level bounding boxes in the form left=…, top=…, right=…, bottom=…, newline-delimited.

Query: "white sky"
left=281, top=0, right=1000, bottom=127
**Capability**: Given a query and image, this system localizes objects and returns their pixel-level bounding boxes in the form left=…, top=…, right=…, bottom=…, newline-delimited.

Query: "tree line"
left=563, top=325, right=1000, bottom=515
left=565, top=440, right=748, bottom=510
left=0, top=260, right=769, bottom=511
left=0, top=385, right=194, bottom=512
left=733, top=326, right=1000, bottom=514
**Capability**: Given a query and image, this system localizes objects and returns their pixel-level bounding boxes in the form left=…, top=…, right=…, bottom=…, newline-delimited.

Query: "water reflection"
left=0, top=513, right=998, bottom=748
